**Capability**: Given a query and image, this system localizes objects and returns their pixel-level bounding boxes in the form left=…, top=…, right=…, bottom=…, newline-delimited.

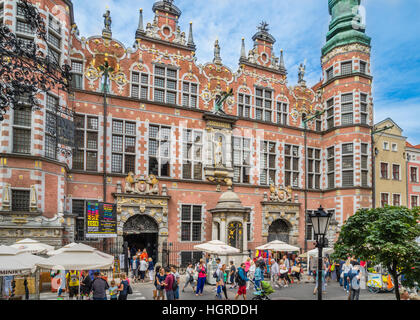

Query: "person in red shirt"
left=162, top=267, right=175, bottom=300
left=140, top=249, right=148, bottom=261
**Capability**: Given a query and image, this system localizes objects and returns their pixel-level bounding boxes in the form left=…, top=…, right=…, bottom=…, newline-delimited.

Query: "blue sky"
left=72, top=0, right=420, bottom=144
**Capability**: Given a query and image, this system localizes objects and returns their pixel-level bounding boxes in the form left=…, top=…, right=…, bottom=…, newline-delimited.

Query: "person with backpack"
left=118, top=272, right=131, bottom=300
left=254, top=261, right=264, bottom=291
left=195, top=260, right=207, bottom=296
left=234, top=263, right=249, bottom=300
left=348, top=262, right=362, bottom=300
left=162, top=267, right=176, bottom=300
left=90, top=272, right=109, bottom=300
left=229, top=261, right=237, bottom=289
left=170, top=265, right=181, bottom=300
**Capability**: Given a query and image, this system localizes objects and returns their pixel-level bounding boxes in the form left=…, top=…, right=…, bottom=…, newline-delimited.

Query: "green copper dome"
left=322, top=0, right=371, bottom=56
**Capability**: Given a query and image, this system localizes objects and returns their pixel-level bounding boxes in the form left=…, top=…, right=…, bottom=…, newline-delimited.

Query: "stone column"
left=242, top=218, right=248, bottom=253
left=212, top=221, right=218, bottom=241
left=220, top=216, right=227, bottom=244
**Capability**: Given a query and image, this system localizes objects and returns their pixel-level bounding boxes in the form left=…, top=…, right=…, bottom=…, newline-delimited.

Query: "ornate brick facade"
left=0, top=0, right=374, bottom=265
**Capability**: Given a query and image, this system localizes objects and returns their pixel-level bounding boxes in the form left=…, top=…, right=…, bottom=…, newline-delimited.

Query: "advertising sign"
left=85, top=202, right=117, bottom=238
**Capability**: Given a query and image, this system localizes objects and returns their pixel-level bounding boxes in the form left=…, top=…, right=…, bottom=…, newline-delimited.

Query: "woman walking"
left=118, top=273, right=130, bottom=300
left=247, top=260, right=256, bottom=289
left=195, top=259, right=207, bottom=296
left=279, top=259, right=289, bottom=287
left=183, top=263, right=196, bottom=292
left=254, top=261, right=264, bottom=291
left=291, top=257, right=302, bottom=284
left=342, top=258, right=353, bottom=294
left=155, top=267, right=166, bottom=300
left=147, top=258, right=155, bottom=282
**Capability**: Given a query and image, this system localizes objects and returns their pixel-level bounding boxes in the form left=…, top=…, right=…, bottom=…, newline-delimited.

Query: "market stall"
left=256, top=240, right=300, bottom=272
left=10, top=238, right=54, bottom=255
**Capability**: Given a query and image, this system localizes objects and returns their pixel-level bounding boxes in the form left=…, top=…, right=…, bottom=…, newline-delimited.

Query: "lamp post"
left=309, top=205, right=332, bottom=301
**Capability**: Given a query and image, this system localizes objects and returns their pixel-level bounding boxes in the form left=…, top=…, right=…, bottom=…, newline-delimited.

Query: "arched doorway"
left=123, top=215, right=159, bottom=262
left=228, top=221, right=243, bottom=251
left=268, top=219, right=290, bottom=243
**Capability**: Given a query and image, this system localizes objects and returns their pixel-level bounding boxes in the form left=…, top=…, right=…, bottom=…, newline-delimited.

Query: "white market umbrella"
left=0, top=245, right=45, bottom=276
left=298, top=247, right=334, bottom=258
left=47, top=243, right=114, bottom=263
left=36, top=243, right=114, bottom=270
left=11, top=238, right=54, bottom=255
left=46, top=242, right=77, bottom=256
left=256, top=240, right=300, bottom=252
left=194, top=240, right=240, bottom=255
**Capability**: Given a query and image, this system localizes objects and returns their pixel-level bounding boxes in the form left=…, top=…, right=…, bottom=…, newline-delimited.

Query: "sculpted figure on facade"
left=124, top=172, right=136, bottom=193
left=214, top=135, right=225, bottom=167
left=123, top=173, right=160, bottom=195
left=269, top=184, right=293, bottom=203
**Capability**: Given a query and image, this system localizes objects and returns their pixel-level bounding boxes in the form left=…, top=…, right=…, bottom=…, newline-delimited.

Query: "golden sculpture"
left=269, top=184, right=292, bottom=203
left=124, top=172, right=160, bottom=195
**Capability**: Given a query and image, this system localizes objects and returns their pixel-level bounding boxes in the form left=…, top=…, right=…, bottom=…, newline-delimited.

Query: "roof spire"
left=279, top=49, right=286, bottom=73
left=240, top=37, right=246, bottom=62
left=135, top=8, right=145, bottom=38
left=187, top=21, right=196, bottom=50
left=213, top=39, right=222, bottom=65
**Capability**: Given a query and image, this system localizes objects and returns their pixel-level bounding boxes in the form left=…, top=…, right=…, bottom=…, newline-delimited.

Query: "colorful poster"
left=85, top=202, right=117, bottom=238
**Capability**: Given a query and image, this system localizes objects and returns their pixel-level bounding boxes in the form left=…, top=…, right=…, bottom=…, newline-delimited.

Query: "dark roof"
left=152, top=0, right=182, bottom=17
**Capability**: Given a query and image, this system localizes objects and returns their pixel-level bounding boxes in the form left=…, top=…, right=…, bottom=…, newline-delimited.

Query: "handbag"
left=291, top=266, right=300, bottom=273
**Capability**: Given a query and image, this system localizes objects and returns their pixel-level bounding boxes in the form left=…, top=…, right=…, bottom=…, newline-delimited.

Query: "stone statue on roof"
left=103, top=10, right=112, bottom=32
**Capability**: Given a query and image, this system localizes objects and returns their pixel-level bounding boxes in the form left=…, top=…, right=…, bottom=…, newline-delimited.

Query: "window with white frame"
left=383, top=141, right=389, bottom=150
left=276, top=101, right=288, bottom=125
left=260, top=141, right=277, bottom=186
left=359, top=61, right=367, bottom=74
left=391, top=143, right=398, bottom=152
left=154, top=66, right=177, bottom=104
left=341, top=61, right=352, bottom=76
left=47, top=15, right=62, bottom=66
left=131, top=71, right=149, bottom=100
left=284, top=144, right=300, bottom=188
left=111, top=120, right=136, bottom=174
left=410, top=167, right=418, bottom=183
left=182, top=129, right=203, bottom=180
left=72, top=114, right=98, bottom=171
left=255, top=88, right=272, bottom=122
left=342, top=143, right=354, bottom=187
left=148, top=124, right=171, bottom=177
left=360, top=93, right=368, bottom=125
left=16, top=4, right=35, bottom=35
left=327, top=146, right=335, bottom=189
left=70, top=60, right=83, bottom=89
left=13, top=105, right=32, bottom=154
left=45, top=94, right=58, bottom=159
left=307, top=148, right=321, bottom=189
left=326, top=98, right=334, bottom=129
left=181, top=205, right=202, bottom=242
left=233, top=137, right=251, bottom=184
left=341, top=93, right=353, bottom=125
left=315, top=113, right=322, bottom=132
left=238, top=93, right=251, bottom=118
left=380, top=162, right=388, bottom=179
left=392, top=164, right=400, bottom=181
left=326, top=66, right=334, bottom=82
left=411, top=195, right=418, bottom=208
left=306, top=210, right=315, bottom=240
left=361, top=143, right=369, bottom=187
left=381, top=193, right=389, bottom=207
left=393, top=194, right=401, bottom=206
left=182, top=81, right=198, bottom=108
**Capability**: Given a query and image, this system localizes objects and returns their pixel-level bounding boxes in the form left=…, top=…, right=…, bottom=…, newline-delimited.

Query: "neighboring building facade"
left=0, top=0, right=374, bottom=266
left=373, top=118, right=407, bottom=208
left=406, top=142, right=420, bottom=209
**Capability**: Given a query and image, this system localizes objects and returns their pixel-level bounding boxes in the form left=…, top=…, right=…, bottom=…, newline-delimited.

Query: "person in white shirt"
left=247, top=261, right=256, bottom=289
left=183, top=264, right=196, bottom=292
left=341, top=258, right=353, bottom=293
left=139, top=258, right=148, bottom=283
left=270, top=259, right=280, bottom=288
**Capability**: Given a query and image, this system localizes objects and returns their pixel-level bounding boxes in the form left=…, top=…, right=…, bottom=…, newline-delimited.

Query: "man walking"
left=139, top=258, right=148, bottom=283
left=90, top=272, right=109, bottom=300
left=234, top=263, right=249, bottom=300
left=348, top=263, right=362, bottom=300
left=66, top=270, right=80, bottom=300
left=171, top=265, right=181, bottom=300
left=270, top=259, right=280, bottom=288
left=229, top=261, right=237, bottom=289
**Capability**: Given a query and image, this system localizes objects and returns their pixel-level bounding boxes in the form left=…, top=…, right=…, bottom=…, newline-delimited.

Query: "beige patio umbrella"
left=256, top=240, right=300, bottom=252
left=47, top=243, right=114, bottom=263
left=193, top=240, right=240, bottom=255
left=298, top=247, right=334, bottom=258
left=11, top=238, right=54, bottom=255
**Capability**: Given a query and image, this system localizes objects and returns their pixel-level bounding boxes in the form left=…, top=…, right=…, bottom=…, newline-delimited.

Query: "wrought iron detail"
left=123, top=214, right=159, bottom=234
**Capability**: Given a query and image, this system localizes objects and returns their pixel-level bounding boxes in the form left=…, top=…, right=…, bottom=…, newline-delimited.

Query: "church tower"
left=320, top=0, right=373, bottom=224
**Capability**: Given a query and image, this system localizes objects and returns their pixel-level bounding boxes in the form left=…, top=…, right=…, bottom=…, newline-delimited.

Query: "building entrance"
left=123, top=215, right=159, bottom=263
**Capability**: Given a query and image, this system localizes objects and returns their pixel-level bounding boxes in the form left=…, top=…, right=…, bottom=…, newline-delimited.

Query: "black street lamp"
left=309, top=205, right=332, bottom=301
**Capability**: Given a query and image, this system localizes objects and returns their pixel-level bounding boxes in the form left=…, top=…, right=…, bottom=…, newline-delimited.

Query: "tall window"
left=0, top=3, right=4, bottom=25
left=360, top=93, right=368, bottom=124
left=182, top=82, right=198, bottom=108
left=393, top=194, right=401, bottom=206
left=238, top=93, right=251, bottom=118
left=182, top=129, right=203, bottom=180
left=381, top=193, right=389, bottom=207
left=255, top=88, right=272, bottom=122
left=70, top=60, right=83, bottom=89
left=306, top=211, right=315, bottom=240
left=11, top=189, right=30, bottom=211
left=47, top=15, right=62, bottom=65
left=359, top=61, right=367, bottom=74
left=13, top=106, right=32, bottom=154
left=154, top=66, right=177, bottom=104
left=315, top=113, right=322, bottom=132
left=361, top=143, right=369, bottom=187
left=307, top=148, right=321, bottom=189
left=284, top=144, right=300, bottom=188
left=341, top=93, right=353, bottom=125
left=45, top=95, right=58, bottom=159
left=410, top=167, right=418, bottom=183
left=180, top=251, right=203, bottom=268
left=260, top=141, right=277, bottom=186
left=131, top=71, right=149, bottom=100
left=380, top=162, right=389, bottom=179
left=276, top=101, right=288, bottom=125
left=149, top=124, right=171, bottom=177
left=111, top=120, right=136, bottom=174
left=327, top=147, right=335, bottom=189
left=342, top=143, right=354, bottom=187
left=181, top=205, right=202, bottom=242
left=233, top=137, right=251, bottom=184
left=326, top=67, right=334, bottom=82
left=326, top=98, right=334, bottom=129
left=412, top=195, right=418, bottom=208
left=341, top=61, right=352, bottom=76
left=16, top=5, right=35, bottom=35
left=392, top=164, right=400, bottom=181
left=73, top=115, right=98, bottom=171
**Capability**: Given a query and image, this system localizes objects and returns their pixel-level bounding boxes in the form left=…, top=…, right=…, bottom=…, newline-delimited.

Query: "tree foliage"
left=333, top=206, right=420, bottom=300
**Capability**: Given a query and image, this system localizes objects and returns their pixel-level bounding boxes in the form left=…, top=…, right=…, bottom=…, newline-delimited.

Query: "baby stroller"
left=251, top=280, right=275, bottom=300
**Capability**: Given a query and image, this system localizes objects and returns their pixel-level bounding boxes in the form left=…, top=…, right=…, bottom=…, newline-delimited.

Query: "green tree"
left=332, top=206, right=420, bottom=300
